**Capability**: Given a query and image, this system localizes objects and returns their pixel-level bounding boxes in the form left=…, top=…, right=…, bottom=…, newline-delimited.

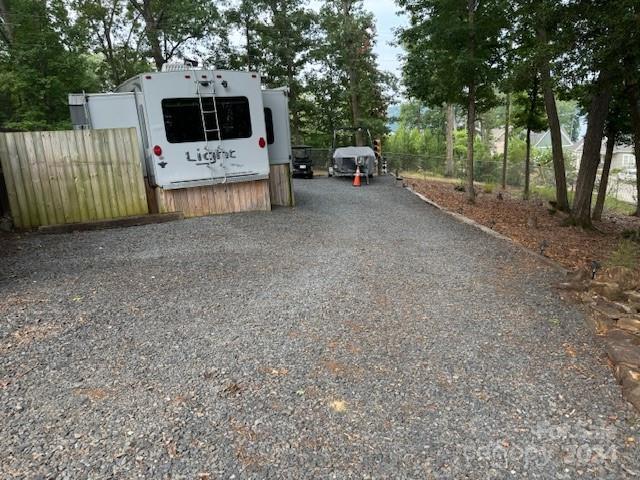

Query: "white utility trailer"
left=69, top=65, right=294, bottom=214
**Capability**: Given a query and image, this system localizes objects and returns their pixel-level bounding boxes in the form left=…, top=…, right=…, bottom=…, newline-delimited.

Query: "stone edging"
left=405, top=185, right=567, bottom=273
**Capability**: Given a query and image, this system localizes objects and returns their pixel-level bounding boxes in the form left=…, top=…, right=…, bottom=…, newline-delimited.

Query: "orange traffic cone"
left=353, top=166, right=361, bottom=187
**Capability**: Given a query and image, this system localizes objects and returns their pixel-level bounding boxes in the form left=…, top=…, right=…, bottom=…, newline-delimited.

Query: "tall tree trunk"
left=147, top=27, right=164, bottom=71
left=524, top=77, right=539, bottom=200
left=288, top=73, right=302, bottom=145
left=349, top=66, right=362, bottom=145
left=502, top=93, right=510, bottom=189
left=537, top=28, right=569, bottom=212
left=245, top=19, right=252, bottom=71
left=283, top=4, right=302, bottom=145
left=628, top=81, right=640, bottom=216
left=137, top=0, right=164, bottom=70
left=445, top=103, right=454, bottom=177
left=466, top=84, right=476, bottom=203
left=0, top=0, right=13, bottom=45
left=342, top=0, right=362, bottom=145
left=524, top=125, right=531, bottom=199
left=573, top=73, right=612, bottom=227
left=593, top=127, right=616, bottom=221
left=465, top=0, right=476, bottom=203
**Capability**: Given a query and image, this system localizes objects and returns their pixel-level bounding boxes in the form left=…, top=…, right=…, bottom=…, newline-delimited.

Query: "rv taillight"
left=258, top=137, right=266, bottom=149
left=153, top=145, right=162, bottom=156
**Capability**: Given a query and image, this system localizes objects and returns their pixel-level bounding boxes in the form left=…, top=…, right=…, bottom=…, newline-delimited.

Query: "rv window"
left=161, top=97, right=252, bottom=143
left=264, top=108, right=275, bottom=145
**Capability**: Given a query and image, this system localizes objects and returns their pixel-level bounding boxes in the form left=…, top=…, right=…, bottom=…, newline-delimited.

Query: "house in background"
left=605, top=143, right=636, bottom=176
left=573, top=139, right=636, bottom=176
left=529, top=128, right=575, bottom=152
left=571, top=137, right=637, bottom=205
left=490, top=126, right=575, bottom=156
left=489, top=126, right=637, bottom=179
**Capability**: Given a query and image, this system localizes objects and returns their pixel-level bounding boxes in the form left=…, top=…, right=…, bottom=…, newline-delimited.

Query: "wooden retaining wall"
left=0, top=128, right=148, bottom=230
left=269, top=163, right=295, bottom=207
left=155, top=179, right=271, bottom=218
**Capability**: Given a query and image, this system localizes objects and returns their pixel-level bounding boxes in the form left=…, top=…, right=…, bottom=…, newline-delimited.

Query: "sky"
left=309, top=0, right=408, bottom=79
left=360, top=0, right=408, bottom=78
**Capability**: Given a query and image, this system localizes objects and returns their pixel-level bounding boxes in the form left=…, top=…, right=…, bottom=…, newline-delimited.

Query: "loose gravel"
left=1, top=176, right=639, bottom=479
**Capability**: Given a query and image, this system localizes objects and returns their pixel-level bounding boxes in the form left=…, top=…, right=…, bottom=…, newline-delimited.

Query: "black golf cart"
left=291, top=145, right=314, bottom=178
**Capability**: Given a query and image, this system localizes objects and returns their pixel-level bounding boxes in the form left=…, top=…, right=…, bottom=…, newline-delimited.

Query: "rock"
left=614, top=364, right=640, bottom=391
left=604, top=266, right=640, bottom=291
left=585, top=314, right=616, bottom=335
left=590, top=281, right=624, bottom=301
left=617, top=316, right=640, bottom=334
left=591, top=302, right=623, bottom=320
left=626, top=386, right=640, bottom=410
left=606, top=328, right=639, bottom=344
left=625, top=290, right=640, bottom=301
left=614, top=365, right=640, bottom=410
left=557, top=281, right=590, bottom=292
left=614, top=302, right=637, bottom=314
left=605, top=330, right=640, bottom=367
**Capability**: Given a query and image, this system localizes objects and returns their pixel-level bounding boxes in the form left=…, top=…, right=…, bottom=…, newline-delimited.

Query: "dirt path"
left=0, top=177, right=638, bottom=478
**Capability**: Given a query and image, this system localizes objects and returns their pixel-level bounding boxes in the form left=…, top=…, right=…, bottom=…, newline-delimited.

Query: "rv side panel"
left=263, top=88, right=294, bottom=207
left=262, top=89, right=292, bottom=165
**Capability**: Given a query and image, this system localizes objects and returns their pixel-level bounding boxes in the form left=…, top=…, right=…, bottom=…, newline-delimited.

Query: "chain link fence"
left=301, top=148, right=636, bottom=207
left=308, top=148, right=332, bottom=170
left=383, top=151, right=637, bottom=206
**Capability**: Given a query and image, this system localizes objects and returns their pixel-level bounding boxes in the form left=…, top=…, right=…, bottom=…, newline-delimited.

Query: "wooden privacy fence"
left=0, top=128, right=148, bottom=230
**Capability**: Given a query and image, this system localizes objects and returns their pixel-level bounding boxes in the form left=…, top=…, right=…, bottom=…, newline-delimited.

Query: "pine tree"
left=252, top=0, right=316, bottom=144
left=308, top=0, right=392, bottom=144
left=398, top=0, right=510, bottom=202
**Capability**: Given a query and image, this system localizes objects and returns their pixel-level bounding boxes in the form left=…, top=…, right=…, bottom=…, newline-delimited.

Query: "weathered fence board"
left=0, top=128, right=148, bottom=229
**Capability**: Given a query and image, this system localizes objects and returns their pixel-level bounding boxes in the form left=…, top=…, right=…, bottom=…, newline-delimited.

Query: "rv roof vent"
left=161, top=62, right=198, bottom=72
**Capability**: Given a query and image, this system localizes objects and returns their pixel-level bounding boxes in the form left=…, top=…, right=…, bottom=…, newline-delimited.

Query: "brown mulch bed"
left=407, top=178, right=640, bottom=271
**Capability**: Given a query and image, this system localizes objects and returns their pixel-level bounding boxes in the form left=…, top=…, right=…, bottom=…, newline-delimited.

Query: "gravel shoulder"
left=1, top=176, right=639, bottom=478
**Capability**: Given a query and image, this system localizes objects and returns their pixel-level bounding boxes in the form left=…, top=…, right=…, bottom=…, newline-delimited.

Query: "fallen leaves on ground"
left=329, top=399, right=347, bottom=413
left=74, top=387, right=109, bottom=401
left=407, top=178, right=640, bottom=271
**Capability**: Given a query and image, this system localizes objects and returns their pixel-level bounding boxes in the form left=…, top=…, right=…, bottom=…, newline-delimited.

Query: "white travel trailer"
left=69, top=66, right=292, bottom=192
left=262, top=87, right=292, bottom=167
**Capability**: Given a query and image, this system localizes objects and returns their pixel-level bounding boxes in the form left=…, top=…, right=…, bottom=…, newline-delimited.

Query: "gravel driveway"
left=1, top=176, right=639, bottom=479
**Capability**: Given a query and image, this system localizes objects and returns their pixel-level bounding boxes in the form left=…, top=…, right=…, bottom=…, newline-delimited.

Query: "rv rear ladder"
left=195, top=80, right=222, bottom=148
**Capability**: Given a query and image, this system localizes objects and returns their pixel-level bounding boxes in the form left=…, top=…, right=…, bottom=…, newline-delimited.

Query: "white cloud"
left=362, top=0, right=407, bottom=77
